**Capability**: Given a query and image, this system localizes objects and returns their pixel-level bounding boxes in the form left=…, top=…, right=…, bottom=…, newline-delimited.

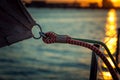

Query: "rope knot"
left=42, top=32, right=56, bottom=44
left=42, top=32, right=71, bottom=44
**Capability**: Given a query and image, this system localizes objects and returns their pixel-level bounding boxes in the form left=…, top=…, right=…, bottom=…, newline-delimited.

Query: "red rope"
left=42, top=32, right=119, bottom=80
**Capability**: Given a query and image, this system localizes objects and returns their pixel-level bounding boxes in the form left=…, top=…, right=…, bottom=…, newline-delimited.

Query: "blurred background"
left=0, top=0, right=120, bottom=80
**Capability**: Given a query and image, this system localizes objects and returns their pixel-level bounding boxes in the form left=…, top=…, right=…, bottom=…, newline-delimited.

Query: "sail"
left=0, top=0, right=36, bottom=48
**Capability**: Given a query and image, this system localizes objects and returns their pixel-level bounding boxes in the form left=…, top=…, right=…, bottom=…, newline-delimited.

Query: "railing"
left=89, top=28, right=120, bottom=80
left=89, top=44, right=100, bottom=80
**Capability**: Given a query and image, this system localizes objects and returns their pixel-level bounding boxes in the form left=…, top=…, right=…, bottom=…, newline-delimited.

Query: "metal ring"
left=32, top=24, right=43, bottom=39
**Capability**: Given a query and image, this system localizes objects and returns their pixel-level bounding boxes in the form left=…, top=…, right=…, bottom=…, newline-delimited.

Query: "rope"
left=42, top=32, right=119, bottom=80
left=73, top=38, right=120, bottom=74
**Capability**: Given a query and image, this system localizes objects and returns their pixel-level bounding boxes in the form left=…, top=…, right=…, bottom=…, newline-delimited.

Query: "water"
left=0, top=8, right=120, bottom=80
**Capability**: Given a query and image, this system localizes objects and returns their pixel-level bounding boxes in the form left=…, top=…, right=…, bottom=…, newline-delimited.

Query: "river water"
left=0, top=8, right=120, bottom=80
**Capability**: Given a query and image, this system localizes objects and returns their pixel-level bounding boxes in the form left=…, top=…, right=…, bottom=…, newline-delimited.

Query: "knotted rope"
left=42, top=32, right=119, bottom=80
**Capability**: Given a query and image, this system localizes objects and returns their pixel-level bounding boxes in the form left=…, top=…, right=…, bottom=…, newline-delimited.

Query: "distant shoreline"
left=25, top=2, right=120, bottom=10
left=25, top=1, right=120, bottom=9
left=26, top=6, right=120, bottom=10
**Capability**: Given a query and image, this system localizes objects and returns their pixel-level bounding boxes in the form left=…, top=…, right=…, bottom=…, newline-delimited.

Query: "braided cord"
left=42, top=32, right=119, bottom=80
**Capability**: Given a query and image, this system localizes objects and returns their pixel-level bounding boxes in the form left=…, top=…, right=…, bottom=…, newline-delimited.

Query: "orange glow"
left=24, top=0, right=120, bottom=7
left=102, top=72, right=112, bottom=80
left=46, top=0, right=102, bottom=7
left=102, top=9, right=117, bottom=80
left=102, top=57, right=115, bottom=68
left=110, top=0, right=120, bottom=7
left=104, top=9, right=117, bottom=54
left=111, top=0, right=118, bottom=2
left=78, top=0, right=102, bottom=7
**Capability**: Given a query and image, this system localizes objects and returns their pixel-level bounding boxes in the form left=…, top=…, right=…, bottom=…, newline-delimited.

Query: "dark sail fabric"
left=0, top=0, right=36, bottom=48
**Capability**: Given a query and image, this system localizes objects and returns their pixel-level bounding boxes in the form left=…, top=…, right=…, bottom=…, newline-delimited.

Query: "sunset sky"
left=111, top=0, right=120, bottom=7
left=46, top=0, right=120, bottom=7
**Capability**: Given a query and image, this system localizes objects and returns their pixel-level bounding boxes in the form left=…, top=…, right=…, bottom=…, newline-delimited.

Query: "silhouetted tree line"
left=24, top=0, right=118, bottom=9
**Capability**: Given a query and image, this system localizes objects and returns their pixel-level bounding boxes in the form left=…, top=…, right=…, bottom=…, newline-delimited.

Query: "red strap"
left=42, top=32, right=119, bottom=80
